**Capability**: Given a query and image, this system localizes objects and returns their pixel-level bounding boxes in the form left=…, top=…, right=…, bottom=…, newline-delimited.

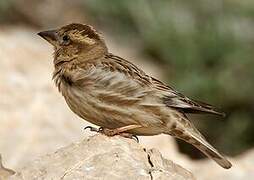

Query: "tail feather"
left=167, top=128, right=232, bottom=169
left=188, top=132, right=232, bottom=169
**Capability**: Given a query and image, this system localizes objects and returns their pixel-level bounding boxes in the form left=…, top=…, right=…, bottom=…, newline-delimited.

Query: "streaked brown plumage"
left=38, top=23, right=232, bottom=169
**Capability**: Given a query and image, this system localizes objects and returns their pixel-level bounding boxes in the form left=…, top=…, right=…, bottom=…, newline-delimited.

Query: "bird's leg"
left=99, top=124, right=142, bottom=142
left=99, top=124, right=142, bottom=135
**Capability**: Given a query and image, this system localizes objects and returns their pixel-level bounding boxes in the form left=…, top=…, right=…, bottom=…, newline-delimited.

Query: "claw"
left=132, top=135, right=139, bottom=143
left=84, top=126, right=99, bottom=132
left=98, top=127, right=104, bottom=132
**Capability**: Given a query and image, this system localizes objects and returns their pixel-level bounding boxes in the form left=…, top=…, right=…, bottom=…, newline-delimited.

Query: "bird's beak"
left=37, top=30, right=57, bottom=46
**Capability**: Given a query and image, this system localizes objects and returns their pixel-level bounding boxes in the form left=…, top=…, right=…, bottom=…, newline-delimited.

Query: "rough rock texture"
left=10, top=135, right=195, bottom=180
left=0, top=155, right=15, bottom=180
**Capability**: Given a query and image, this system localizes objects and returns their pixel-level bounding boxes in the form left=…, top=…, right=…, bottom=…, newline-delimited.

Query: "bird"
left=38, top=23, right=232, bottom=169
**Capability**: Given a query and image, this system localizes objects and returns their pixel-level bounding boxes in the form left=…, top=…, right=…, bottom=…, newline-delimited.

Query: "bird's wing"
left=76, top=53, right=224, bottom=116
left=104, top=54, right=225, bottom=116
left=151, top=77, right=225, bottom=116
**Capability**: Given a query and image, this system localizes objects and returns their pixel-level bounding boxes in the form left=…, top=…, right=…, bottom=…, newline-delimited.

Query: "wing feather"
left=78, top=53, right=225, bottom=116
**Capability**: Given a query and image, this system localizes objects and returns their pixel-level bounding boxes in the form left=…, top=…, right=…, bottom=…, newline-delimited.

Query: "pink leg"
left=99, top=124, right=142, bottom=136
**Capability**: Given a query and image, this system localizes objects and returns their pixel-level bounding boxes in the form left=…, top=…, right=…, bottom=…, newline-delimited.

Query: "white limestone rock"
left=10, top=135, right=195, bottom=180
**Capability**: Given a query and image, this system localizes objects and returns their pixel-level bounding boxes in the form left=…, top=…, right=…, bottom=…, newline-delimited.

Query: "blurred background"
left=0, top=0, right=254, bottom=179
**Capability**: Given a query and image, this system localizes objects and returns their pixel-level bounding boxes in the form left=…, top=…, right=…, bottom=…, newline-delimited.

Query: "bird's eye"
left=62, top=35, right=70, bottom=42
left=61, top=35, right=71, bottom=45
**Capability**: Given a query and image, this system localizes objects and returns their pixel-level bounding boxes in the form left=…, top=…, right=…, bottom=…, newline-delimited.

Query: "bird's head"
left=38, top=23, right=108, bottom=66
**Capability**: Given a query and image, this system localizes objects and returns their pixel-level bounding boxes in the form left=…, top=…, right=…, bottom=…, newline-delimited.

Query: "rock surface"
left=0, top=155, right=15, bottom=180
left=10, top=135, right=195, bottom=180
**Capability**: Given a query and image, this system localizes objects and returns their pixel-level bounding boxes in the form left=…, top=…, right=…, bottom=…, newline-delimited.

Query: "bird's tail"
left=166, top=126, right=232, bottom=169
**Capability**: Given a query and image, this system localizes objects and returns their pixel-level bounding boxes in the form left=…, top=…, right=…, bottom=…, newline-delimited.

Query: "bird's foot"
left=120, top=133, right=139, bottom=143
left=98, top=127, right=139, bottom=143
left=84, top=125, right=141, bottom=143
